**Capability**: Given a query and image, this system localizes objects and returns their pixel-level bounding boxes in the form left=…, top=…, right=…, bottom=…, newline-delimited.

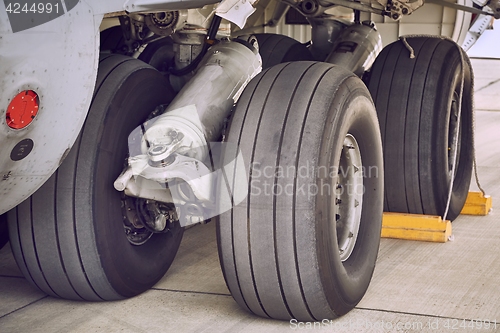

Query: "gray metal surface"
left=0, top=58, right=499, bottom=332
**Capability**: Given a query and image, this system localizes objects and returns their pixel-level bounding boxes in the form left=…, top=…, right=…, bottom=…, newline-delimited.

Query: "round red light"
left=6, top=90, right=39, bottom=129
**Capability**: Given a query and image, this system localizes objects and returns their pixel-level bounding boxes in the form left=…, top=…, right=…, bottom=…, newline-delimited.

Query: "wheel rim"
left=448, top=90, right=461, bottom=179
left=335, top=134, right=363, bottom=262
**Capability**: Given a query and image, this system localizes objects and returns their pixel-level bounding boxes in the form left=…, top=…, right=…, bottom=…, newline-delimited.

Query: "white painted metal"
left=216, top=0, right=258, bottom=28
left=125, top=152, right=214, bottom=202
left=0, top=1, right=103, bottom=215
left=143, top=40, right=261, bottom=159
left=462, top=13, right=495, bottom=51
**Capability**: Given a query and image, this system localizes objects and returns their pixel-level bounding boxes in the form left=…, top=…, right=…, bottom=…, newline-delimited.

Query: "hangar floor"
left=0, top=58, right=499, bottom=333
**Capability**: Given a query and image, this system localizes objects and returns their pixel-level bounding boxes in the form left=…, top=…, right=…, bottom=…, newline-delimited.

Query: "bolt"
left=161, top=154, right=176, bottom=166
left=169, top=130, right=178, bottom=138
left=402, top=7, right=408, bottom=14
left=336, top=198, right=342, bottom=205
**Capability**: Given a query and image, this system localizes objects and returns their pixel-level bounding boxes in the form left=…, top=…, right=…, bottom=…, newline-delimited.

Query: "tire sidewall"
left=316, top=76, right=383, bottom=311
left=85, top=61, right=183, bottom=297
left=432, top=50, right=473, bottom=220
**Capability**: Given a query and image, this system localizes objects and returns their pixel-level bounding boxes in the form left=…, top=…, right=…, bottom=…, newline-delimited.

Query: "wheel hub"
left=121, top=197, right=154, bottom=246
left=335, top=134, right=363, bottom=262
left=121, top=196, right=177, bottom=246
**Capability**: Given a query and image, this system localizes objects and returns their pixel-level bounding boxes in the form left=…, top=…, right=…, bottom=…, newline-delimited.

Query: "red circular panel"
left=6, top=90, right=39, bottom=129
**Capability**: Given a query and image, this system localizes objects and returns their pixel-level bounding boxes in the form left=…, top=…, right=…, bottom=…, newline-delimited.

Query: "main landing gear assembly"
left=6, top=10, right=473, bottom=321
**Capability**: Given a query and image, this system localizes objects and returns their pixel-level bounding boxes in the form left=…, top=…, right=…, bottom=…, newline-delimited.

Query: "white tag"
left=215, top=0, right=256, bottom=29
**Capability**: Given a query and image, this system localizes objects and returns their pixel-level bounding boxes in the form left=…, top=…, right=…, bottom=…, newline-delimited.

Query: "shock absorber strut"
left=325, top=21, right=382, bottom=76
left=114, top=36, right=262, bottom=226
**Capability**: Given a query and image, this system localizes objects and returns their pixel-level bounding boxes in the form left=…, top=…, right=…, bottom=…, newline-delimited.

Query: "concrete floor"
left=1, top=58, right=499, bottom=333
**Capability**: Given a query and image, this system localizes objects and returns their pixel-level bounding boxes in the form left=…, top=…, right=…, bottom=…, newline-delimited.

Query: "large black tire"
left=254, top=34, right=313, bottom=69
left=366, top=37, right=473, bottom=221
left=217, top=61, right=384, bottom=321
left=7, top=55, right=183, bottom=301
left=0, top=214, right=8, bottom=250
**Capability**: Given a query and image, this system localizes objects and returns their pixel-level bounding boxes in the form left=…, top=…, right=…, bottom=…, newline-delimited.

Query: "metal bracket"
left=379, top=0, right=424, bottom=20
left=427, top=0, right=500, bottom=19
left=117, top=153, right=214, bottom=202
left=462, top=14, right=495, bottom=50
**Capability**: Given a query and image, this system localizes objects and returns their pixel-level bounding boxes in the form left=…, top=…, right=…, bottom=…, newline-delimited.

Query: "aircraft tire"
left=217, top=61, right=384, bottom=321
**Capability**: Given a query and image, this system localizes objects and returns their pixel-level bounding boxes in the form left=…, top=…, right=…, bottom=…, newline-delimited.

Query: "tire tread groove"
left=29, top=196, right=59, bottom=297
left=292, top=64, right=338, bottom=321
left=272, top=63, right=319, bottom=320
left=245, top=64, right=292, bottom=317
left=230, top=72, right=267, bottom=313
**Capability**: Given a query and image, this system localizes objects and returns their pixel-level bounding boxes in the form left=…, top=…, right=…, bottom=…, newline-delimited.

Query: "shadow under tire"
left=217, top=61, right=384, bottom=321
left=366, top=36, right=473, bottom=221
left=254, top=33, right=313, bottom=69
left=7, top=55, right=183, bottom=301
